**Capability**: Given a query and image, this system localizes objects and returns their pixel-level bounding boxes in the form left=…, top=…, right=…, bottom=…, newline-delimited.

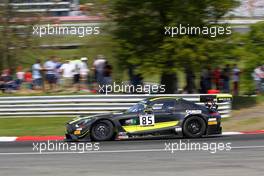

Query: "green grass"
left=222, top=116, right=264, bottom=132
left=0, top=117, right=70, bottom=136
left=237, top=117, right=263, bottom=126
left=257, top=95, right=264, bottom=103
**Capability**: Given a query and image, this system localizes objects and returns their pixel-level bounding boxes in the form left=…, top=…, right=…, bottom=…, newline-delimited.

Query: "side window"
left=151, top=100, right=176, bottom=112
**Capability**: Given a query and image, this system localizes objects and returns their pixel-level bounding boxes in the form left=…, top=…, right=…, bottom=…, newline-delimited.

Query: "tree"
left=232, top=22, right=264, bottom=93
left=0, top=1, right=40, bottom=73
left=110, top=0, right=239, bottom=93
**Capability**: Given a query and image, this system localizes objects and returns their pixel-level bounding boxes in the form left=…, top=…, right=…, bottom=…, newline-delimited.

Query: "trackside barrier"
left=0, top=94, right=232, bottom=118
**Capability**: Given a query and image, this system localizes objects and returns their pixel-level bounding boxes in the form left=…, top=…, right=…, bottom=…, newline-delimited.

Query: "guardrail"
left=0, top=94, right=232, bottom=118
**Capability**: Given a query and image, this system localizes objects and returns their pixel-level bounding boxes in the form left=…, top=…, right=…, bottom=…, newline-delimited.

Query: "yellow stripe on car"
left=149, top=97, right=178, bottom=101
left=208, top=121, right=217, bottom=125
left=122, top=121, right=179, bottom=133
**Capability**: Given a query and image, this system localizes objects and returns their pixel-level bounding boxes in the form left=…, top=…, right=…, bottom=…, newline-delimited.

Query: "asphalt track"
left=0, top=134, right=264, bottom=176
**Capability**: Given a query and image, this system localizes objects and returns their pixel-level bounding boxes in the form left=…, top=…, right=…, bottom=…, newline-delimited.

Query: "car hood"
left=68, top=111, right=128, bottom=123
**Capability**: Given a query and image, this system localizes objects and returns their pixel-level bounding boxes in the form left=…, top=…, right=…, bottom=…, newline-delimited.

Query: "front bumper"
left=65, top=123, right=91, bottom=141
left=65, top=133, right=91, bottom=142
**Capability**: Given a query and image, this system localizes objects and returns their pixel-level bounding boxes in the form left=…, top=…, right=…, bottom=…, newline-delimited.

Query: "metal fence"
left=0, top=94, right=232, bottom=118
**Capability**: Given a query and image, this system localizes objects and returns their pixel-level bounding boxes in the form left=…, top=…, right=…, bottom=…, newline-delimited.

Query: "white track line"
left=231, top=145, right=264, bottom=149
left=0, top=146, right=263, bottom=155
left=222, top=132, right=243, bottom=135
left=0, top=137, right=17, bottom=142
left=0, top=132, right=261, bottom=142
left=0, top=149, right=163, bottom=155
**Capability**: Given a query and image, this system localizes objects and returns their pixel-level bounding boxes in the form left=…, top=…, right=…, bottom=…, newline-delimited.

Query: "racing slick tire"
left=183, top=116, right=206, bottom=138
left=91, top=120, right=114, bottom=141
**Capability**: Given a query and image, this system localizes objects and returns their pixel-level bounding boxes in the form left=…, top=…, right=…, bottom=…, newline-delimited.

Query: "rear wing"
left=200, top=94, right=232, bottom=103
left=200, top=94, right=232, bottom=111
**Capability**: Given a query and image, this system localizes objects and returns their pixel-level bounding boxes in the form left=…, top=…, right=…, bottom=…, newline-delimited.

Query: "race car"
left=65, top=94, right=232, bottom=141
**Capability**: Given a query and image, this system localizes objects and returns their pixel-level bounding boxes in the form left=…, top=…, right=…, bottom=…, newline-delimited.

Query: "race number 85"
left=139, top=114, right=155, bottom=126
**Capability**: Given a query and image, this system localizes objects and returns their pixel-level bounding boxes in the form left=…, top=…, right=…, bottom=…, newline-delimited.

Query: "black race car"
left=65, top=94, right=232, bottom=141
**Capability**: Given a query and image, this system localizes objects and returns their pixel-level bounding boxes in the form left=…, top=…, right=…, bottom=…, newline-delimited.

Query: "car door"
left=122, top=99, right=179, bottom=133
left=147, top=99, right=179, bottom=128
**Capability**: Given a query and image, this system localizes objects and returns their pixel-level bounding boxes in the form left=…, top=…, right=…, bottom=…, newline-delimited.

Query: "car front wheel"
left=91, top=120, right=114, bottom=141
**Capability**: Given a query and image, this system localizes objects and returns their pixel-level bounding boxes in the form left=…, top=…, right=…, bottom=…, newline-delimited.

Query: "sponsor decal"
left=139, top=114, right=155, bottom=126
left=186, top=110, right=202, bottom=114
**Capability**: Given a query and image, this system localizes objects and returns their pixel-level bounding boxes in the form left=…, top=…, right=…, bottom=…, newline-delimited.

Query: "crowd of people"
left=0, top=58, right=263, bottom=95
left=199, top=64, right=241, bottom=95
left=0, top=55, right=112, bottom=93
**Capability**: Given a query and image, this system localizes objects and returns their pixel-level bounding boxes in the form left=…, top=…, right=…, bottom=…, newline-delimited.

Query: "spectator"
left=185, top=67, right=196, bottom=94
left=0, top=74, right=4, bottom=93
left=16, top=66, right=25, bottom=90
left=200, top=69, right=207, bottom=93
left=0, top=69, right=15, bottom=93
left=103, top=61, right=113, bottom=85
left=54, top=57, right=62, bottom=89
left=72, top=59, right=82, bottom=92
left=206, top=66, right=212, bottom=92
left=98, top=61, right=113, bottom=94
left=222, top=64, right=231, bottom=93
left=80, top=57, right=89, bottom=90
left=44, top=56, right=57, bottom=91
left=252, top=65, right=264, bottom=94
left=60, top=60, right=74, bottom=90
left=213, top=66, right=221, bottom=90
left=232, top=64, right=241, bottom=96
left=24, top=70, right=33, bottom=90
left=32, top=59, right=43, bottom=90
left=93, top=55, right=106, bottom=86
left=200, top=67, right=212, bottom=93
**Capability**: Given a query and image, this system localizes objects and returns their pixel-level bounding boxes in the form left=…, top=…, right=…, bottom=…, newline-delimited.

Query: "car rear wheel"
left=183, top=116, right=206, bottom=138
left=91, top=120, right=114, bottom=141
